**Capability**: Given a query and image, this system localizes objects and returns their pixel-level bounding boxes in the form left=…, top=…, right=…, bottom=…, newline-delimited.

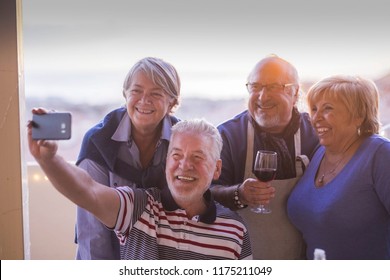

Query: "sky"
left=22, top=0, right=390, bottom=104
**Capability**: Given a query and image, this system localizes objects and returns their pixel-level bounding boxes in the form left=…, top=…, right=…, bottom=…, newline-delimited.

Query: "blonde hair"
left=306, top=75, right=380, bottom=135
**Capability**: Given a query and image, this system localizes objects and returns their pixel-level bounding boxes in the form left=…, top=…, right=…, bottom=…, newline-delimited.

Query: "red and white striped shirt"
left=113, top=186, right=252, bottom=260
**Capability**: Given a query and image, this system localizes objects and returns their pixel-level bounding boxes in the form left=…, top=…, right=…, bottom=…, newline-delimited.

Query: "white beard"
left=254, top=113, right=280, bottom=129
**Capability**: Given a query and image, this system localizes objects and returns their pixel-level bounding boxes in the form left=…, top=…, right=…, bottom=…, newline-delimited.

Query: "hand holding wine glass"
left=252, top=150, right=277, bottom=214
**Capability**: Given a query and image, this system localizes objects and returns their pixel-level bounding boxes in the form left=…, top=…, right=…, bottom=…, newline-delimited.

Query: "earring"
left=357, top=127, right=361, bottom=136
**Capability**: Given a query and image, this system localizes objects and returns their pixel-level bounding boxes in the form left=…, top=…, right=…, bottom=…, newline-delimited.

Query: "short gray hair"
left=170, top=119, right=223, bottom=161
left=122, top=57, right=180, bottom=111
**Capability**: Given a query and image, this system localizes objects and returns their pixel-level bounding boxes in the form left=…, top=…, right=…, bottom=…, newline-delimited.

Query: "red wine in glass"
left=254, top=168, right=276, bottom=182
left=252, top=150, right=277, bottom=214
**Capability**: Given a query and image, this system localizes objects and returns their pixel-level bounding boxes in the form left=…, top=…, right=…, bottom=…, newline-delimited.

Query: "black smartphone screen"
left=32, top=113, right=72, bottom=140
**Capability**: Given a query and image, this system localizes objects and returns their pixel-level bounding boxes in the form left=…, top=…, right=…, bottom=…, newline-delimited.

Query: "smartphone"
left=32, top=112, right=72, bottom=140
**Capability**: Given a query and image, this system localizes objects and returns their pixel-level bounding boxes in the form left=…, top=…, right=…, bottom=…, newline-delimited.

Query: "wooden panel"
left=0, top=0, right=25, bottom=260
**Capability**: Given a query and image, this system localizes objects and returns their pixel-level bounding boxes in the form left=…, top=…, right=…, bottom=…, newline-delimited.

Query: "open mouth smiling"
left=257, top=104, right=275, bottom=110
left=136, top=108, right=154, bottom=114
left=176, top=175, right=196, bottom=182
left=316, top=127, right=330, bottom=136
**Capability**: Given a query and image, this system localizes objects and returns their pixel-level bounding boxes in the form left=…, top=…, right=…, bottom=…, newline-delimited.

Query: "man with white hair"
left=28, top=113, right=252, bottom=260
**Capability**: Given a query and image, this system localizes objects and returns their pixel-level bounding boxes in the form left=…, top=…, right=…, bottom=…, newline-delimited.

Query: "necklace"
left=317, top=137, right=360, bottom=186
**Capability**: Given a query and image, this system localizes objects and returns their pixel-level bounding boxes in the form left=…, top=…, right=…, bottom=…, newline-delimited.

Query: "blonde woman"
left=288, top=75, right=390, bottom=259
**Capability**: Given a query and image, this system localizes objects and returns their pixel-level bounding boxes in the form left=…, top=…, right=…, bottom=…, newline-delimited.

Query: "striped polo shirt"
left=113, top=186, right=253, bottom=260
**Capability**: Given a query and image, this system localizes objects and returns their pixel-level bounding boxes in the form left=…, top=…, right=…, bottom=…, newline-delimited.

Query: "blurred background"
left=23, top=0, right=390, bottom=162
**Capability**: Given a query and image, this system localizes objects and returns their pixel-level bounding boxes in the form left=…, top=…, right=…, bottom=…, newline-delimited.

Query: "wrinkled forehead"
left=170, top=134, right=217, bottom=162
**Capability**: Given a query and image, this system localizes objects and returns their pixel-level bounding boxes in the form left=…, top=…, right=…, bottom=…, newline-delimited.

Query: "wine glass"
left=252, top=150, right=277, bottom=214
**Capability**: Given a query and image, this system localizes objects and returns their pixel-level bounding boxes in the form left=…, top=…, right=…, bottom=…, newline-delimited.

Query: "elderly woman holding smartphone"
left=287, top=75, right=390, bottom=259
left=75, top=57, right=181, bottom=259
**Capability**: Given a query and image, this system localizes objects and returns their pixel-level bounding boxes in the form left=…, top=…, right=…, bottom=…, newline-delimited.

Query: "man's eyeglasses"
left=246, top=83, right=295, bottom=94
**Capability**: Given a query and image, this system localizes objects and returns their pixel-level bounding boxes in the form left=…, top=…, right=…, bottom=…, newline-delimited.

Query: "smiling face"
left=125, top=70, right=174, bottom=133
left=166, top=132, right=222, bottom=205
left=310, top=95, right=362, bottom=152
left=247, top=58, right=298, bottom=133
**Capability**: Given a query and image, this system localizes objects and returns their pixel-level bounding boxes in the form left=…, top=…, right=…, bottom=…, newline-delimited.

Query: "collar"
left=112, top=113, right=174, bottom=143
left=161, top=187, right=217, bottom=224
left=111, top=113, right=132, bottom=142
